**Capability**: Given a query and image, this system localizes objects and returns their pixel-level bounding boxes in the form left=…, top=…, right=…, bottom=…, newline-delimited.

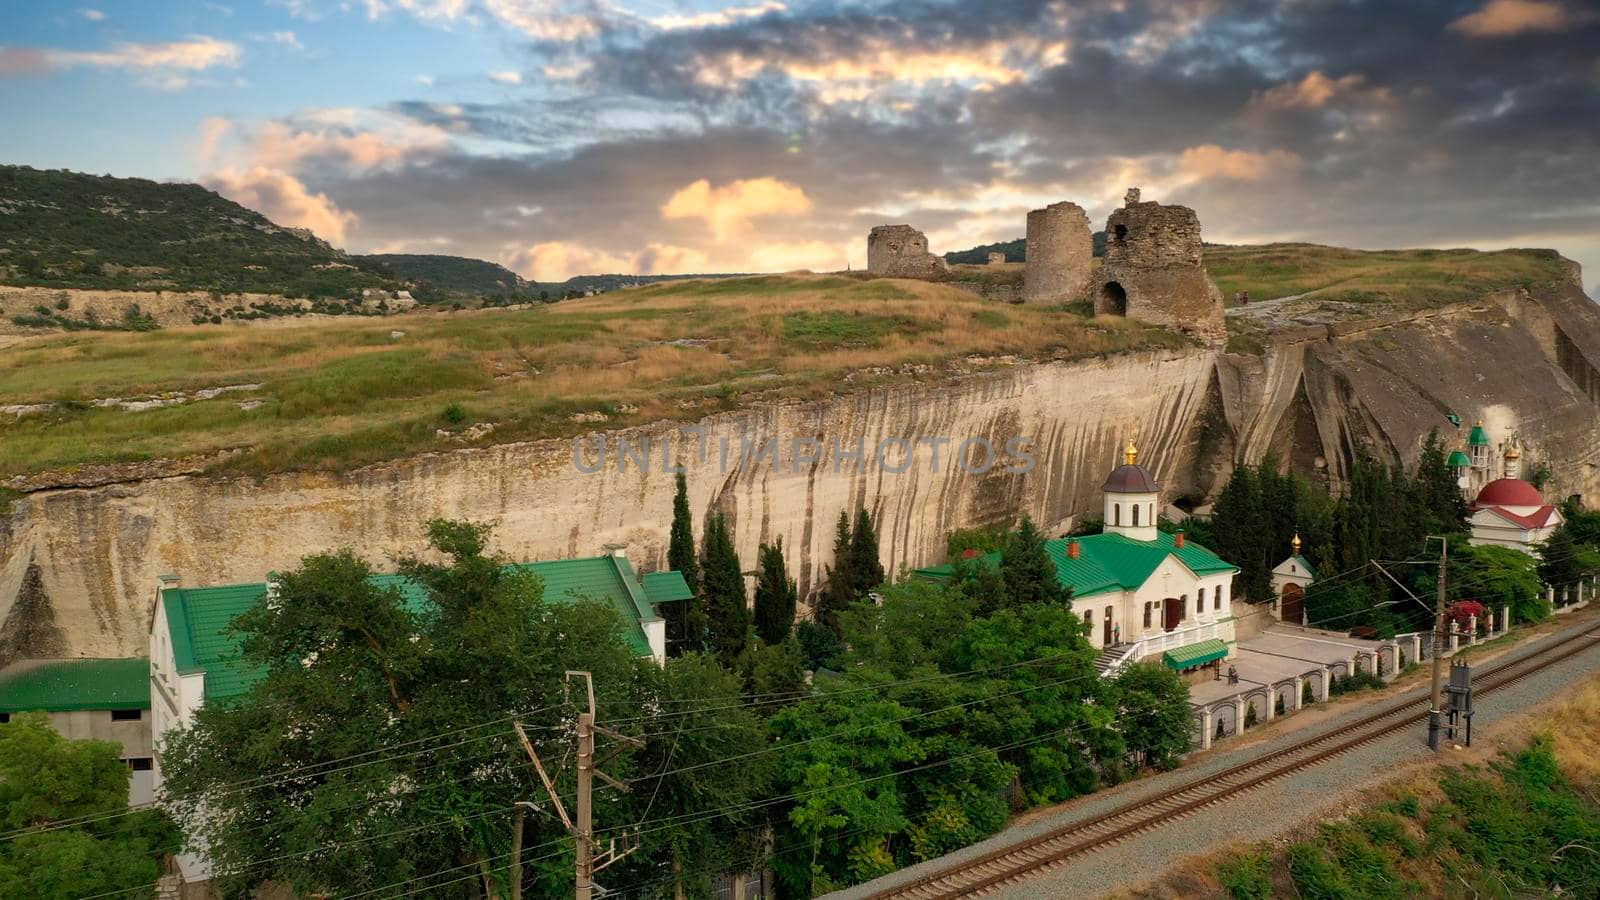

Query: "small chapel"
left=917, top=439, right=1240, bottom=678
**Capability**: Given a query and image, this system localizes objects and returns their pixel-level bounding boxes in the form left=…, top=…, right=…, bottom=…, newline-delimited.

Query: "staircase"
left=1093, top=643, right=1139, bottom=678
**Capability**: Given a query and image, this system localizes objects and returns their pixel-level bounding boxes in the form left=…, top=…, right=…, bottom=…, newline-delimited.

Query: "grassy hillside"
left=1207, top=243, right=1574, bottom=308
left=0, top=274, right=1187, bottom=479
left=0, top=166, right=399, bottom=298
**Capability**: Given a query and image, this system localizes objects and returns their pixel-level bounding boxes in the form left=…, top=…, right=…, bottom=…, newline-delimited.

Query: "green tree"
left=666, top=473, right=705, bottom=655
left=620, top=654, right=772, bottom=897
left=1417, top=429, right=1470, bottom=535
left=818, top=510, right=856, bottom=631
left=1538, top=525, right=1600, bottom=590
left=1112, top=663, right=1193, bottom=770
left=848, top=507, right=886, bottom=597
left=1000, top=514, right=1071, bottom=610
left=752, top=537, right=798, bottom=645
left=161, top=520, right=652, bottom=899
left=700, top=510, right=750, bottom=663
left=1211, top=463, right=1267, bottom=599
left=1442, top=539, right=1547, bottom=624
left=0, top=713, right=179, bottom=900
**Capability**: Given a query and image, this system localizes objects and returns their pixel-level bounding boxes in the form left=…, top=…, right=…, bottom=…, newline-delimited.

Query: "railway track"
left=861, top=623, right=1600, bottom=899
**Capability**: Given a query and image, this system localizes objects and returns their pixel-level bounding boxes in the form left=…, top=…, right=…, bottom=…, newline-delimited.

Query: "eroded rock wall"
left=0, top=350, right=1220, bottom=660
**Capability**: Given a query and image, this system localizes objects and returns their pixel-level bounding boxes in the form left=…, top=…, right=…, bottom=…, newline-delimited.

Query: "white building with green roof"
left=147, top=548, right=691, bottom=794
left=916, top=440, right=1240, bottom=677
left=0, top=657, right=155, bottom=803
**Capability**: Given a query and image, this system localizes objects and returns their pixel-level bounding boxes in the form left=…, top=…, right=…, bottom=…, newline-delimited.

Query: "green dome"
left=1447, top=450, right=1471, bottom=467
left=1467, top=423, right=1490, bottom=446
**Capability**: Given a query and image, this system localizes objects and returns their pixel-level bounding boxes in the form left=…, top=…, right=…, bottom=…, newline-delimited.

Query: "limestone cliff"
left=3, top=283, right=1599, bottom=662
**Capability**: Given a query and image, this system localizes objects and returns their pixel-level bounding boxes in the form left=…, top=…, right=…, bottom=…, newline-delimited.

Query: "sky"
left=1, top=0, right=1598, bottom=287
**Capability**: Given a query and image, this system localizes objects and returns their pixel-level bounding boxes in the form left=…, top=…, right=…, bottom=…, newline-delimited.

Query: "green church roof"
left=163, top=554, right=682, bottom=703
left=914, top=530, right=1238, bottom=599
left=1447, top=450, right=1472, bottom=467
left=1468, top=424, right=1490, bottom=446
left=0, top=658, right=151, bottom=713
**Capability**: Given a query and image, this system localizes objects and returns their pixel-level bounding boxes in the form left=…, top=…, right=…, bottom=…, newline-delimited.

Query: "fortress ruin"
left=1022, top=201, right=1093, bottom=303
left=867, top=224, right=950, bottom=278
left=1093, top=189, right=1226, bottom=340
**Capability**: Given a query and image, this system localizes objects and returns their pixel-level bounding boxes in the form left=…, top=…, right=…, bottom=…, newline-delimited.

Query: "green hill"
left=360, top=254, right=533, bottom=297
left=0, top=165, right=399, bottom=298
left=945, top=232, right=1106, bottom=264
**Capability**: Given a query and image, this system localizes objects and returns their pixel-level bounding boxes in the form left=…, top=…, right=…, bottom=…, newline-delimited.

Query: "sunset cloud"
left=1175, top=146, right=1301, bottom=183
left=1253, top=71, right=1371, bottom=110
left=1449, top=0, right=1584, bottom=37
left=649, top=1, right=786, bottom=31
left=661, top=177, right=813, bottom=241
left=508, top=240, right=710, bottom=281
left=46, top=35, right=241, bottom=73
left=203, top=166, right=357, bottom=244
left=203, top=110, right=452, bottom=176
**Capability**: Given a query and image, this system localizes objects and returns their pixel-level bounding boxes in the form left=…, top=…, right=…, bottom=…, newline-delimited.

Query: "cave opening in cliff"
left=1101, top=281, right=1128, bottom=316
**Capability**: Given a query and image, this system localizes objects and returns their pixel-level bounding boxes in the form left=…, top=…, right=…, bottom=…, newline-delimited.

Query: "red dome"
left=1103, top=464, right=1160, bottom=493
left=1474, top=478, right=1544, bottom=508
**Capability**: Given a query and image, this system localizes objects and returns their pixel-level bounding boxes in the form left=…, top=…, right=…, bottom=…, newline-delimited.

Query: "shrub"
left=1244, top=703, right=1259, bottom=728
left=440, top=403, right=467, bottom=426
left=1214, top=851, right=1273, bottom=900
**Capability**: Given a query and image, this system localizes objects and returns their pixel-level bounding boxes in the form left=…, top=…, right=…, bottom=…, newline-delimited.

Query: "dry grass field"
left=1207, top=243, right=1571, bottom=307
left=0, top=274, right=1185, bottom=478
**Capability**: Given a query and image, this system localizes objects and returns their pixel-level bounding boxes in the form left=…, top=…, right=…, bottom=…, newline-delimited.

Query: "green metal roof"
left=913, top=530, right=1238, bottom=599
left=1468, top=424, right=1490, bottom=446
left=642, top=571, right=694, bottom=604
left=1289, top=555, right=1317, bottom=578
left=1447, top=450, right=1472, bottom=467
left=1163, top=638, right=1229, bottom=670
left=0, top=658, right=151, bottom=713
left=164, top=555, right=682, bottom=703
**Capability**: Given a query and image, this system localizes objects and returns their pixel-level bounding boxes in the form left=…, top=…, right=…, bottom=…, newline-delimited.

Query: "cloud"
left=203, top=166, right=357, bottom=244
left=206, top=110, right=452, bottom=177
left=250, top=30, right=304, bottom=50
left=489, top=70, right=523, bottom=85
left=1449, top=0, right=1583, bottom=37
left=1175, top=145, right=1301, bottom=182
left=661, top=177, right=813, bottom=240
left=482, top=0, right=603, bottom=41
left=3, top=35, right=242, bottom=87
left=509, top=241, right=633, bottom=281
left=649, top=1, right=786, bottom=31
left=79, top=8, right=105, bottom=21
left=1253, top=71, right=1371, bottom=110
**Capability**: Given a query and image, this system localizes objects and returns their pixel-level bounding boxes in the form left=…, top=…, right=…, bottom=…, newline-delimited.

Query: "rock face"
left=1095, top=192, right=1226, bottom=341
left=1023, top=201, right=1093, bottom=303
left=867, top=225, right=950, bottom=278
left=4, top=282, right=1600, bottom=663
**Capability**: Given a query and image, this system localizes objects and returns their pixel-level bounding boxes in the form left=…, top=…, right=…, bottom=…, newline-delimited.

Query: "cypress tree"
left=848, top=507, right=886, bottom=597
left=699, top=511, right=749, bottom=663
left=668, top=473, right=700, bottom=591
left=752, top=538, right=798, bottom=645
left=1211, top=464, right=1263, bottom=599
left=665, top=473, right=704, bottom=654
left=818, top=511, right=854, bottom=631
left=1417, top=429, right=1469, bottom=535
left=1001, top=514, right=1071, bottom=609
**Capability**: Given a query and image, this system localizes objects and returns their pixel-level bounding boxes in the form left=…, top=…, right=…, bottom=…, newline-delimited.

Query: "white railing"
left=1122, top=620, right=1223, bottom=666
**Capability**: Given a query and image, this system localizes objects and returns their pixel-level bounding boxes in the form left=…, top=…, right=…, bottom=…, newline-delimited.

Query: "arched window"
left=1132, top=504, right=1140, bottom=527
left=1198, top=587, right=1206, bottom=613
left=1084, top=609, right=1093, bottom=627
left=1143, top=602, right=1152, bottom=629
left=1214, top=588, right=1222, bottom=611
left=1114, top=504, right=1121, bottom=526
left=1179, top=595, right=1187, bottom=622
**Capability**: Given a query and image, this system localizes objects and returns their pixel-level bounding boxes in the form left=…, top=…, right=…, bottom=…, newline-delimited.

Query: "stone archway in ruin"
left=1100, top=281, right=1128, bottom=316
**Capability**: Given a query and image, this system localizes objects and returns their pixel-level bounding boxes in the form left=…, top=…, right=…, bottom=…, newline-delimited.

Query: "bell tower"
left=1102, top=438, right=1160, bottom=542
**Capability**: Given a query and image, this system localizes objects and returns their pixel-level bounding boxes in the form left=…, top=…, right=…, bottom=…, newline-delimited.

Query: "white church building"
left=917, top=440, right=1240, bottom=677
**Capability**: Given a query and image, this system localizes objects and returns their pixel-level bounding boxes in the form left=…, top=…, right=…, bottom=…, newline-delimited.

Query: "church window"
left=1179, top=595, right=1187, bottom=622
left=1084, top=609, right=1093, bottom=627
left=1214, top=588, right=1221, bottom=610
left=1143, top=602, right=1152, bottom=628
left=1198, top=588, right=1206, bottom=613
left=1132, top=504, right=1140, bottom=527
left=1114, top=504, right=1121, bottom=526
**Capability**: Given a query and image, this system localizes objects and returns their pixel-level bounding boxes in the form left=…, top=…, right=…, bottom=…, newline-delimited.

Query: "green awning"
left=1163, top=639, right=1229, bottom=670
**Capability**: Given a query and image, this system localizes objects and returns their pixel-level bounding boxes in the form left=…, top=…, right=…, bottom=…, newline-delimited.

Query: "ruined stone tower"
left=1022, top=201, right=1093, bottom=303
left=1093, top=189, right=1225, bottom=340
left=867, top=224, right=950, bottom=278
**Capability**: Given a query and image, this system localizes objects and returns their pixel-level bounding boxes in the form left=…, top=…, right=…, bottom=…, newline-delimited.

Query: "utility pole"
left=516, top=671, right=643, bottom=900
left=1427, top=536, right=1449, bottom=750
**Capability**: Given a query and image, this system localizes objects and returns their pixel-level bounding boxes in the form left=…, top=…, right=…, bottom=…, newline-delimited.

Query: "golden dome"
left=1124, top=437, right=1138, bottom=466
left=1291, top=532, right=1302, bottom=553
left=1505, top=445, right=1522, bottom=459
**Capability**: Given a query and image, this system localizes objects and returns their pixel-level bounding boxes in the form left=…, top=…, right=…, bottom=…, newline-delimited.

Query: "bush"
left=440, top=403, right=467, bottom=426
left=1329, top=669, right=1385, bottom=695
left=794, top=619, right=844, bottom=671
left=1214, top=851, right=1273, bottom=900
